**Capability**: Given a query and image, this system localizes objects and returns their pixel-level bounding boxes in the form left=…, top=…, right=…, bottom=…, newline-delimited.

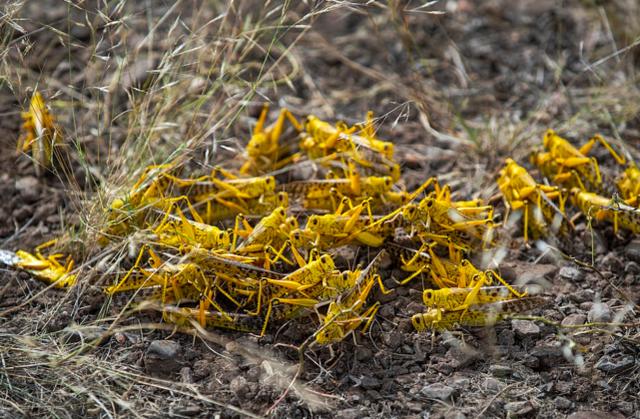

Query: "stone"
left=355, top=346, right=373, bottom=362
left=511, top=320, right=540, bottom=338
left=147, top=339, right=181, bottom=359
left=229, top=376, right=248, bottom=398
left=567, top=411, right=625, bottom=419
left=530, top=345, right=564, bottom=369
left=144, top=340, right=182, bottom=376
left=497, top=329, right=515, bottom=346
left=421, top=383, right=456, bottom=400
left=489, top=364, right=513, bottom=378
left=561, top=313, right=586, bottom=327
left=616, top=401, right=634, bottom=415
left=554, top=396, right=572, bottom=410
left=15, top=176, right=40, bottom=203
left=558, top=266, right=583, bottom=281
left=180, top=367, right=193, bottom=383
left=624, top=240, right=640, bottom=263
left=173, top=403, right=201, bottom=416
left=12, top=206, right=33, bottom=221
left=504, top=400, right=537, bottom=416
left=595, top=355, right=635, bottom=374
left=484, top=377, right=504, bottom=392
left=447, top=374, right=470, bottom=389
left=360, top=376, right=381, bottom=390
left=587, top=303, right=611, bottom=323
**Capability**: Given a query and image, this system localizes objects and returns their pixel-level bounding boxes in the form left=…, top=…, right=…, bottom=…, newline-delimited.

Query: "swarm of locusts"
left=4, top=92, right=639, bottom=347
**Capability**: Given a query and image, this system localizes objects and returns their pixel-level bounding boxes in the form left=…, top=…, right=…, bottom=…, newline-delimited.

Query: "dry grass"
left=1, top=0, right=640, bottom=417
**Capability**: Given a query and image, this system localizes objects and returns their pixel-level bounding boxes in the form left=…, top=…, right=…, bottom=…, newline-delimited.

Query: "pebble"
left=484, top=377, right=504, bottom=392
left=595, top=355, right=635, bottom=374
left=144, top=340, right=182, bottom=375
left=624, top=261, right=640, bottom=275
left=497, top=329, right=515, bottom=346
left=587, top=302, right=611, bottom=323
left=421, top=383, right=456, bottom=400
left=558, top=266, right=583, bottom=281
left=624, top=239, right=640, bottom=263
left=229, top=376, right=248, bottom=398
left=180, top=367, right=193, bottom=383
left=355, top=346, right=373, bottom=362
left=529, top=345, right=564, bottom=369
left=360, top=376, right=381, bottom=390
left=447, top=374, right=470, bottom=389
left=561, top=313, right=586, bottom=327
left=15, top=176, right=40, bottom=203
left=339, top=408, right=364, bottom=419
left=12, top=206, right=33, bottom=221
left=567, top=411, right=625, bottom=419
left=554, top=396, right=572, bottom=410
left=511, top=319, right=540, bottom=338
left=570, top=289, right=595, bottom=303
left=173, top=403, right=201, bottom=417
left=504, top=400, right=537, bottom=416
left=616, top=401, right=634, bottom=415
left=489, top=364, right=513, bottom=378
left=63, top=325, right=107, bottom=344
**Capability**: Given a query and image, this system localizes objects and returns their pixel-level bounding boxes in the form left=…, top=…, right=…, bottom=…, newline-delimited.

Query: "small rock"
left=447, top=374, right=470, bottom=389
left=558, top=266, right=583, bottom=281
left=579, top=301, right=593, bottom=311
left=173, top=403, right=201, bottom=416
left=360, top=376, right=381, bottom=390
left=530, top=345, right=564, bottom=369
left=587, top=303, right=611, bottom=323
left=180, top=367, right=193, bottom=383
left=567, top=411, right=625, bottom=419
left=147, top=339, right=181, bottom=359
left=382, top=331, right=403, bottom=349
left=512, top=319, right=540, bottom=338
left=144, top=340, right=182, bottom=375
left=616, top=401, right=634, bottom=415
left=421, top=383, right=456, bottom=400
left=355, top=346, right=373, bottom=362
left=15, top=176, right=40, bottom=203
left=489, top=364, right=513, bottom=378
left=595, top=355, right=635, bottom=374
left=497, top=328, right=515, bottom=346
left=229, top=376, right=248, bottom=398
left=554, top=396, right=572, bottom=410
left=570, top=289, right=595, bottom=303
left=12, top=206, right=33, bottom=221
left=624, top=240, right=640, bottom=263
left=484, top=377, right=504, bottom=392
left=504, top=400, right=537, bottom=416
left=338, top=408, right=364, bottom=419
left=523, top=355, right=539, bottom=369
left=63, top=325, right=107, bottom=344
left=624, top=261, right=640, bottom=275
left=561, top=313, right=586, bottom=327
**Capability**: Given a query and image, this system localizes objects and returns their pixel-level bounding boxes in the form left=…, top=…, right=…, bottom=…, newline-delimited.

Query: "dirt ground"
left=1, top=1, right=639, bottom=418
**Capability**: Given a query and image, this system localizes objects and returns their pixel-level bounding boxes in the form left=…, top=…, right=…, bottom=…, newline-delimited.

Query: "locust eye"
left=461, top=260, right=469, bottom=266
left=384, top=178, right=391, bottom=187
left=277, top=208, right=286, bottom=216
left=424, top=290, right=433, bottom=300
left=310, top=218, right=318, bottom=226
left=320, top=255, right=333, bottom=268
left=426, top=199, right=433, bottom=207
left=266, top=177, right=275, bottom=186
left=218, top=232, right=226, bottom=240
